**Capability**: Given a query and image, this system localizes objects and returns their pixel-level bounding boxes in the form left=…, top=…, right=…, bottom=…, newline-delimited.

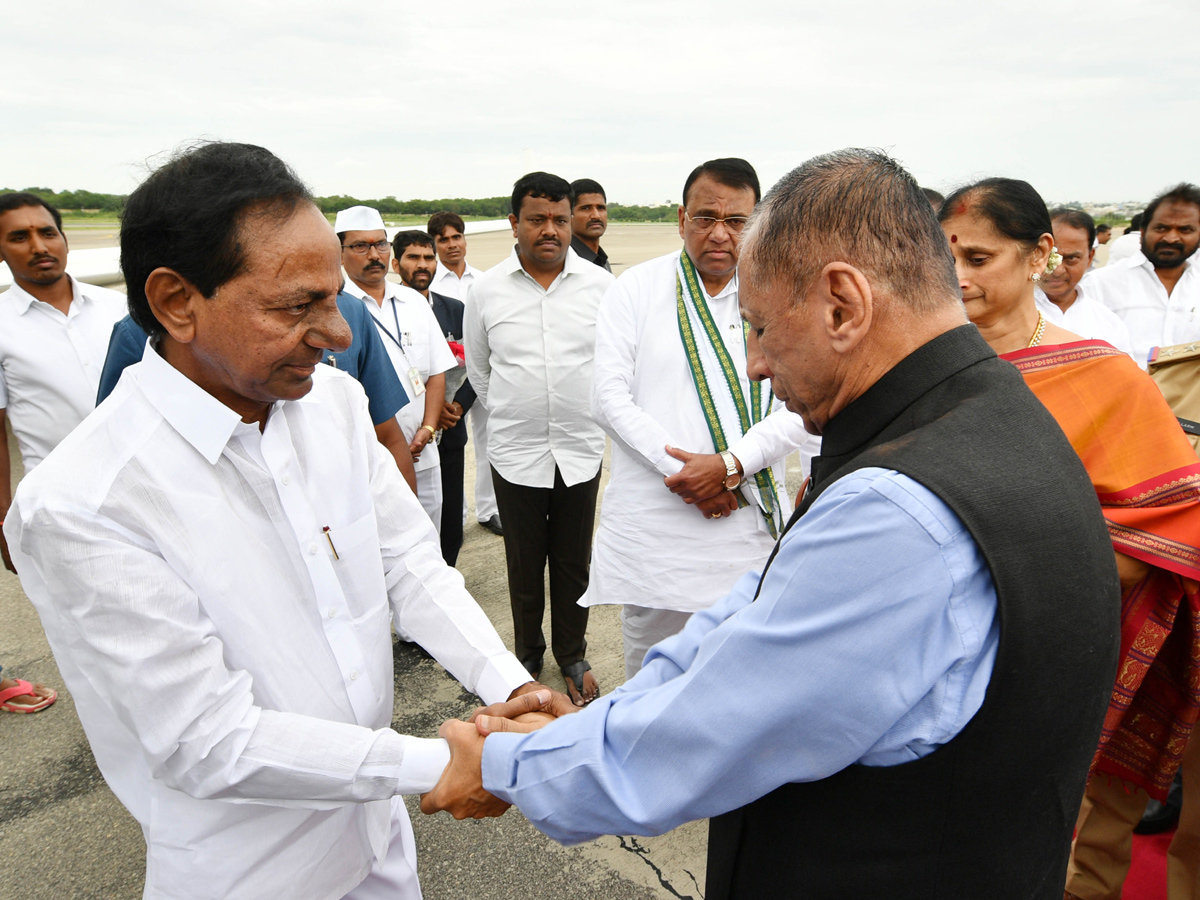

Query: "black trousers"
left=438, top=446, right=465, bottom=566
left=490, top=465, right=600, bottom=670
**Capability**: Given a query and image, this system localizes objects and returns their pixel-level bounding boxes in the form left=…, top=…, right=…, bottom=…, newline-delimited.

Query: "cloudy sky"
left=4, top=0, right=1196, bottom=206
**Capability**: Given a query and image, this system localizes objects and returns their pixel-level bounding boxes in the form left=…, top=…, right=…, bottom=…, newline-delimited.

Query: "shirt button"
left=350, top=670, right=359, bottom=681
left=281, top=475, right=290, bottom=486
left=308, top=543, right=318, bottom=556
left=328, top=608, right=336, bottom=618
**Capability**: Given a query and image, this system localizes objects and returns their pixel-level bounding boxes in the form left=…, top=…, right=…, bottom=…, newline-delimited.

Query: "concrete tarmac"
left=0, top=223, right=802, bottom=900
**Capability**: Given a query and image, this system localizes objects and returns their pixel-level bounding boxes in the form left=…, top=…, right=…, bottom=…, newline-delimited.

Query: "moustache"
left=537, top=239, right=560, bottom=246
left=364, top=262, right=386, bottom=270
left=31, top=255, right=59, bottom=265
left=1154, top=242, right=1185, bottom=254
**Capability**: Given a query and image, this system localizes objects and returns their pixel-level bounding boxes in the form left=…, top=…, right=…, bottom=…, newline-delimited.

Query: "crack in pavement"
left=617, top=835, right=703, bottom=899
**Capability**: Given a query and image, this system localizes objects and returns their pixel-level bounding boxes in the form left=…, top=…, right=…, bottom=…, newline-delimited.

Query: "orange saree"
left=1004, top=340, right=1200, bottom=799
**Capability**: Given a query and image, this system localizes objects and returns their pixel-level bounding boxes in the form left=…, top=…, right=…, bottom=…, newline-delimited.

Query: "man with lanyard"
left=427, top=211, right=501, bottom=537
left=391, top=229, right=475, bottom=565
left=336, top=206, right=455, bottom=532
left=584, top=158, right=817, bottom=677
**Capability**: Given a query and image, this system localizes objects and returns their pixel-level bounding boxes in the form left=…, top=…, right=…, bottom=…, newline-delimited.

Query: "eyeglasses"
left=684, top=212, right=750, bottom=235
left=342, top=240, right=391, bottom=255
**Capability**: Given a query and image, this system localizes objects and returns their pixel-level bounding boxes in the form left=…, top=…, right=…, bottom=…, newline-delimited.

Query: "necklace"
left=1027, top=311, right=1046, bottom=348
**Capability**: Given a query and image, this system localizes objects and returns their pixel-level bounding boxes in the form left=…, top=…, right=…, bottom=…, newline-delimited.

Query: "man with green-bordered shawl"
left=581, top=158, right=819, bottom=678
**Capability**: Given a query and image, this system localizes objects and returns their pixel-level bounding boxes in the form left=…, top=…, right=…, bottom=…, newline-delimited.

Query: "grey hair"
left=740, top=149, right=961, bottom=313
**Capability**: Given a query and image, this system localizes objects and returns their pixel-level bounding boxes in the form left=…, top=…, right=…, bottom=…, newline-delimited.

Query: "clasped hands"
left=419, top=681, right=579, bottom=821
left=663, top=445, right=739, bottom=520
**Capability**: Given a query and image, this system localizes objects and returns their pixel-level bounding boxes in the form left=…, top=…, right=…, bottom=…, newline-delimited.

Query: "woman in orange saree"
left=940, top=178, right=1200, bottom=900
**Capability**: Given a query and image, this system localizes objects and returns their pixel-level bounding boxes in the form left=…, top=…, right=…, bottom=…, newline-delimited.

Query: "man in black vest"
left=392, top=229, right=475, bottom=565
left=421, top=149, right=1120, bottom=900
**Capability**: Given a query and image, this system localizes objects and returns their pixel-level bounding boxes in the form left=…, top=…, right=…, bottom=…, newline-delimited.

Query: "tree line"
left=3, top=186, right=682, bottom=223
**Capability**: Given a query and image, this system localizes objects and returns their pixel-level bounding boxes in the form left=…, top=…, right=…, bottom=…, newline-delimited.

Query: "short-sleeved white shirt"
left=0, top=276, right=127, bottom=470
left=342, top=279, right=456, bottom=472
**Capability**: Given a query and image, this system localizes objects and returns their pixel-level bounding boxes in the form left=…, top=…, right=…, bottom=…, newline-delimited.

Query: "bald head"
left=740, top=149, right=961, bottom=313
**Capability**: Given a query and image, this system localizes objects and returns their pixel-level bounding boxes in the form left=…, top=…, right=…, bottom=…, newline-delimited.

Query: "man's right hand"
left=469, top=688, right=579, bottom=728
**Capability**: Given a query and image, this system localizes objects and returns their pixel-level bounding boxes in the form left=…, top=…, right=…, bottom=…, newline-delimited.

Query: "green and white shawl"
left=675, top=251, right=785, bottom=538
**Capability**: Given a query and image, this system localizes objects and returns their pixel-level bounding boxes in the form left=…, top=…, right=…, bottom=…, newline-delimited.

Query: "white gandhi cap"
left=333, top=205, right=385, bottom=233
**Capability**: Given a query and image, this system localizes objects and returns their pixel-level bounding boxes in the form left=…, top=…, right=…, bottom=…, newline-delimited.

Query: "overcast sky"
left=4, top=1, right=1195, bottom=206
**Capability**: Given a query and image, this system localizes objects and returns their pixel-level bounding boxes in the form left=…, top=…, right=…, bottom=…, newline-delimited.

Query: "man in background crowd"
left=465, top=172, right=614, bottom=705
left=1088, top=184, right=1200, bottom=364
left=0, top=192, right=115, bottom=711
left=392, top=229, right=475, bottom=565
left=428, top=211, right=501, bottom=536
left=1107, top=212, right=1143, bottom=264
left=569, top=178, right=612, bottom=272
left=0, top=192, right=125, bottom=578
left=584, top=158, right=815, bottom=677
left=1037, top=208, right=1133, bottom=356
left=338, top=205, right=455, bottom=530
left=1096, top=222, right=1112, bottom=245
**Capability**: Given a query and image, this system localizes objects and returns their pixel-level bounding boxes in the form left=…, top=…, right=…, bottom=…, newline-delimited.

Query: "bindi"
left=950, top=235, right=957, bottom=243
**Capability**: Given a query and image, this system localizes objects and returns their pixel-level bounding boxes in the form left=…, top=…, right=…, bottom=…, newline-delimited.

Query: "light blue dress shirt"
left=481, top=467, right=999, bottom=844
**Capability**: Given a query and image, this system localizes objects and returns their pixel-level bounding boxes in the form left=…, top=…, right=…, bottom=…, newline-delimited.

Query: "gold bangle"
left=421, top=424, right=437, bottom=437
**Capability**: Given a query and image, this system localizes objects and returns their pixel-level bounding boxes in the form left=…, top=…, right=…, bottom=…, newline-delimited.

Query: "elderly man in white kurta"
left=4, top=143, right=542, bottom=900
left=581, top=159, right=817, bottom=678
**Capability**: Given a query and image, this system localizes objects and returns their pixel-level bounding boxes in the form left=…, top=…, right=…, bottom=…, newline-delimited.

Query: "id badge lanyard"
left=372, top=297, right=426, bottom=397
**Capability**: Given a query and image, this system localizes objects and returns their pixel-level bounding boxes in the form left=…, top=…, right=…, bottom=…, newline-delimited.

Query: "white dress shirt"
left=465, top=247, right=614, bottom=488
left=343, top=278, right=456, bottom=473
left=430, top=261, right=483, bottom=301
left=1035, top=283, right=1135, bottom=359
left=4, top=342, right=529, bottom=900
left=0, top=276, right=126, bottom=470
left=1106, top=231, right=1142, bottom=264
left=1085, top=251, right=1200, bottom=365
left=582, top=250, right=819, bottom=614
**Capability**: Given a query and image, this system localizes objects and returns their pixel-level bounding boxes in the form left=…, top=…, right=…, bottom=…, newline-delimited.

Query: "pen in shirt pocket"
left=322, top=526, right=339, bottom=560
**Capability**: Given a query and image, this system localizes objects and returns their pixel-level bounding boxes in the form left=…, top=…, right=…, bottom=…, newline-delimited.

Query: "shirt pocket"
left=326, top=512, right=389, bottom=627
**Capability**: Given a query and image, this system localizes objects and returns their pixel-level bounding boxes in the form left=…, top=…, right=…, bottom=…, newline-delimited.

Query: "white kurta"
left=4, top=343, right=529, bottom=900
left=581, top=250, right=818, bottom=614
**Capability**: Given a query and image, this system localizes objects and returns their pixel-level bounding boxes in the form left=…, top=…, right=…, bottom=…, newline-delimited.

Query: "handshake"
left=419, top=682, right=580, bottom=820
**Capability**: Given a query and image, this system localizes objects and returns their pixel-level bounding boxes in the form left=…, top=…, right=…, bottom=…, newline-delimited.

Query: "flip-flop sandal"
left=561, top=661, right=599, bottom=707
left=0, top=679, right=57, bottom=713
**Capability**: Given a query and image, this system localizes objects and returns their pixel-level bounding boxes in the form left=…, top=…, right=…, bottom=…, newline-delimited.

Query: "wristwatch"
left=720, top=451, right=742, bottom=490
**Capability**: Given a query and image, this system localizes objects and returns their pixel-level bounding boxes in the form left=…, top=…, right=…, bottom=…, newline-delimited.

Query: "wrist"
left=720, top=450, right=743, bottom=490
left=421, top=424, right=437, bottom=438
